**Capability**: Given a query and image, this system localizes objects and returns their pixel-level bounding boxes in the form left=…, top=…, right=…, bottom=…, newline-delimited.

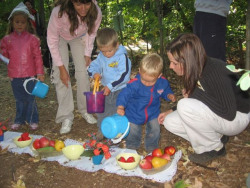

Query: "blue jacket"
left=87, top=45, right=131, bottom=92
left=116, top=74, right=174, bottom=125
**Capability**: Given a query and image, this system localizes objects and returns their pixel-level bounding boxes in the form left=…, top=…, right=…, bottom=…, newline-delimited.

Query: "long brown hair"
left=55, top=0, right=98, bottom=36
left=166, top=33, right=207, bottom=94
left=7, top=11, right=36, bottom=35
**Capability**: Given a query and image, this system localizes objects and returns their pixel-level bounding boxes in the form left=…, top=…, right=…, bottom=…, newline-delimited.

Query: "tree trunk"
left=246, top=0, right=250, bottom=69
left=38, top=0, right=45, bottom=36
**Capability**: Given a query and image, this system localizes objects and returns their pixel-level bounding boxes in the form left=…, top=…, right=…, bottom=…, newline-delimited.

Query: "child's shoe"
left=11, top=123, right=21, bottom=130
left=29, top=123, right=38, bottom=130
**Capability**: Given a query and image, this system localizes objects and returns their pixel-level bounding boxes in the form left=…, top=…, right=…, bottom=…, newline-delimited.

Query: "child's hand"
left=102, top=86, right=111, bottom=96
left=168, top=94, right=176, bottom=102
left=37, top=75, right=45, bottom=82
left=117, top=106, right=125, bottom=116
left=94, top=73, right=101, bottom=80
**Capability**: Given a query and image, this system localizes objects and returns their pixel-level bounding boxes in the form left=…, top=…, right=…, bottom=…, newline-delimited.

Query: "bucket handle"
left=111, top=122, right=130, bottom=144
left=23, top=77, right=38, bottom=95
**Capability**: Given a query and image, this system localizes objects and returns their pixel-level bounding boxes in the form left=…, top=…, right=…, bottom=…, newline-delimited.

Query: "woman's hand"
left=158, top=109, right=173, bottom=124
left=84, top=56, right=92, bottom=67
left=59, top=65, right=70, bottom=87
left=182, top=89, right=189, bottom=98
left=117, top=106, right=125, bottom=116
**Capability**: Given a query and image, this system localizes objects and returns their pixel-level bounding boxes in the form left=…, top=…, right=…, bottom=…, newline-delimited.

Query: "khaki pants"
left=51, top=37, right=90, bottom=123
left=163, top=98, right=250, bottom=154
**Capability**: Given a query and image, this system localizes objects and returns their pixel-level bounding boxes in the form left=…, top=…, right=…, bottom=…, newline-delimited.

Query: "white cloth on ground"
left=0, top=131, right=182, bottom=183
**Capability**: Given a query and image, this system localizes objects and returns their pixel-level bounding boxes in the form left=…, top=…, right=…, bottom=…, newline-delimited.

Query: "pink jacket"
left=0, top=31, right=44, bottom=78
left=47, top=1, right=102, bottom=66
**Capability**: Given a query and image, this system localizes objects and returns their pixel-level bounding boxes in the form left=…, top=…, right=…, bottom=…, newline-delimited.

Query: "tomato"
left=164, top=146, right=176, bottom=156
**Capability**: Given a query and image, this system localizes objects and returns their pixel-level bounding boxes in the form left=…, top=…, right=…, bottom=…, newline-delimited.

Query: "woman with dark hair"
left=158, top=33, right=250, bottom=164
left=47, top=0, right=102, bottom=134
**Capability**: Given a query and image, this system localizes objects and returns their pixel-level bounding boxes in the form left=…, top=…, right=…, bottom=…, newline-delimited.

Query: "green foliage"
left=174, top=180, right=190, bottom=188
left=0, top=0, right=247, bottom=68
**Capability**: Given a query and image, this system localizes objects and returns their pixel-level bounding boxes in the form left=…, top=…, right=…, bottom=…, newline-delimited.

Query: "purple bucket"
left=84, top=91, right=105, bottom=114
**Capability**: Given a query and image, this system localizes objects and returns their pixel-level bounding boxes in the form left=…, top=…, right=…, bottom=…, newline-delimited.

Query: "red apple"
left=152, top=148, right=163, bottom=157
left=49, top=140, right=55, bottom=147
left=144, top=155, right=154, bottom=163
left=33, top=139, right=40, bottom=149
left=161, top=153, right=171, bottom=161
left=118, top=157, right=126, bottom=162
left=164, top=146, right=176, bottom=156
left=39, top=137, right=50, bottom=148
left=139, top=159, right=152, bottom=169
left=126, top=156, right=135, bottom=163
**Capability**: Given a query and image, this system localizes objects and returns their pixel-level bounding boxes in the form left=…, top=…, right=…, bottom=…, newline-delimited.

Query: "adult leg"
left=193, top=11, right=227, bottom=62
left=51, top=37, right=74, bottom=123
left=145, top=118, right=160, bottom=152
left=69, top=38, right=96, bottom=124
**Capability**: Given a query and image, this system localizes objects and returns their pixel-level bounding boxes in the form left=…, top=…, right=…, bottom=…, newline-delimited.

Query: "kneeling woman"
left=158, top=33, right=250, bottom=164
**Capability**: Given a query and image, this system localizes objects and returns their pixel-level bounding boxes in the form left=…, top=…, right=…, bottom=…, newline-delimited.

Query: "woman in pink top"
left=47, top=0, right=102, bottom=134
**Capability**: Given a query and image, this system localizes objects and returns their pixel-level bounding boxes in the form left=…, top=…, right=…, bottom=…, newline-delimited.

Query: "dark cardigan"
left=189, top=57, right=250, bottom=121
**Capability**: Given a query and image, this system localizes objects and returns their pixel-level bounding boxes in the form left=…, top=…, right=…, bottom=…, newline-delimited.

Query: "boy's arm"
left=87, top=58, right=101, bottom=78
left=106, top=54, right=131, bottom=91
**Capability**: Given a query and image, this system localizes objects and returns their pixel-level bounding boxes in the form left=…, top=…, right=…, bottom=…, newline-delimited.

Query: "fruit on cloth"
left=164, top=146, right=176, bottom=156
left=118, top=156, right=126, bottom=162
left=39, top=137, right=50, bottom=148
left=161, top=153, right=171, bottom=161
left=18, top=132, right=31, bottom=141
left=55, top=140, right=65, bottom=151
left=139, top=159, right=153, bottom=169
left=37, top=146, right=56, bottom=152
left=152, top=148, right=163, bottom=157
left=144, top=155, right=154, bottom=163
left=152, top=157, right=168, bottom=168
left=126, top=156, right=135, bottom=163
left=33, top=139, right=40, bottom=149
left=49, top=140, right=55, bottom=147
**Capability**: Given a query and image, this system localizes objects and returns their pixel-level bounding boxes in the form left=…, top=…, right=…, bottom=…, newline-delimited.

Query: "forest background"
left=0, top=0, right=249, bottom=71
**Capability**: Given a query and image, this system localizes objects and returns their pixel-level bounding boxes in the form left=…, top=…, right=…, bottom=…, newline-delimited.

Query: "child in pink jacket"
left=0, top=2, right=44, bottom=130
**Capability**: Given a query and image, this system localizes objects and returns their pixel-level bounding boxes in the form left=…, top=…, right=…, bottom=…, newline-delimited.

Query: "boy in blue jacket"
left=88, top=28, right=132, bottom=140
left=116, top=53, right=176, bottom=152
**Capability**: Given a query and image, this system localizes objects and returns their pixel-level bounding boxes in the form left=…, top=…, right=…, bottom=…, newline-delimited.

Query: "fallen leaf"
left=11, top=179, right=26, bottom=188
left=226, top=153, right=237, bottom=162
left=36, top=164, right=46, bottom=175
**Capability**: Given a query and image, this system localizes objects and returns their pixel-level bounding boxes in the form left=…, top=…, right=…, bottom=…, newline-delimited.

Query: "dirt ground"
left=0, top=62, right=249, bottom=188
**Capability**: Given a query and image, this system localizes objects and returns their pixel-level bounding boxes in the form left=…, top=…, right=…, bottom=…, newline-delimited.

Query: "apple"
left=126, top=156, right=135, bottom=163
left=152, top=148, right=163, bottom=157
left=144, top=155, right=154, bottom=163
left=161, top=153, right=171, bottom=161
left=49, top=140, right=55, bottom=147
left=118, top=157, right=126, bottom=162
left=164, top=146, right=176, bottom=156
left=33, top=139, right=40, bottom=149
left=139, top=159, right=152, bottom=169
left=39, top=137, right=50, bottom=148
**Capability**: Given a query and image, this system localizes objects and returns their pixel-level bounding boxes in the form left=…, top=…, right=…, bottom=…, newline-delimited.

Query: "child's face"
left=13, top=14, right=28, bottom=33
left=140, top=71, right=161, bottom=87
left=99, top=43, right=118, bottom=58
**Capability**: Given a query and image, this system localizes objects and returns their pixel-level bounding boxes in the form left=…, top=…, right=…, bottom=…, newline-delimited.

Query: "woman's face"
left=167, top=52, right=184, bottom=76
left=72, top=1, right=91, bottom=17
left=13, top=14, right=28, bottom=33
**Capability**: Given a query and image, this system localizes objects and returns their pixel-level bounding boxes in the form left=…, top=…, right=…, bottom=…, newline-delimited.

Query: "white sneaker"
left=82, top=113, right=97, bottom=124
left=60, top=119, right=73, bottom=134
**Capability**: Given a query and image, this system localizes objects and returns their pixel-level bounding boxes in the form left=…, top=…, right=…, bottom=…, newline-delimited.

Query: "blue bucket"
left=23, top=78, right=49, bottom=98
left=101, top=114, right=130, bottom=144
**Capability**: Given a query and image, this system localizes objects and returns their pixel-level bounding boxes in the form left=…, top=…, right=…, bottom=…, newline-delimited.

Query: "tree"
left=246, top=0, right=250, bottom=69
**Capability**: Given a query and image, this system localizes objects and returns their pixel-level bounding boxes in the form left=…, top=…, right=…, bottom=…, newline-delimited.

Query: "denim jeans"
left=11, top=78, right=39, bottom=124
left=125, top=118, right=160, bottom=152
